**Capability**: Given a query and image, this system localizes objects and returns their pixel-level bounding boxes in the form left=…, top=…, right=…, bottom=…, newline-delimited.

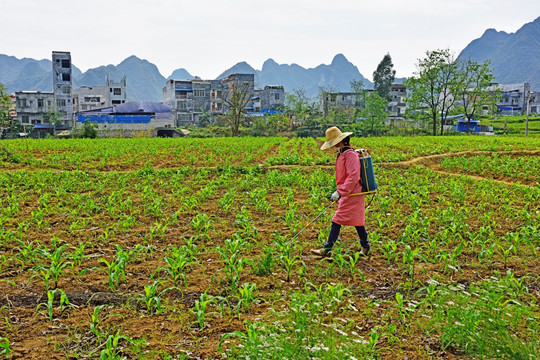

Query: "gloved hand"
left=331, top=191, right=341, bottom=201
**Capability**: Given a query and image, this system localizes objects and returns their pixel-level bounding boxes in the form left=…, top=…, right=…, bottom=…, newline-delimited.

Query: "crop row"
left=440, top=153, right=540, bottom=184
left=2, top=135, right=540, bottom=170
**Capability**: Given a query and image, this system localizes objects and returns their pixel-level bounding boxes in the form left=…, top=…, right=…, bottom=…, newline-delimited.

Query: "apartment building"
left=253, top=85, right=285, bottom=112
left=388, top=84, right=407, bottom=118
left=163, top=74, right=258, bottom=127
left=15, top=91, right=55, bottom=125
left=321, top=92, right=363, bottom=117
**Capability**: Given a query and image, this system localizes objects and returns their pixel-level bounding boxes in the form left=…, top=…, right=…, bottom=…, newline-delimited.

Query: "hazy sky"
left=3, top=0, right=540, bottom=81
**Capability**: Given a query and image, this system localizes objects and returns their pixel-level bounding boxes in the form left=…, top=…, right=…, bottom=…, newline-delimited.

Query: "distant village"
left=5, top=51, right=540, bottom=138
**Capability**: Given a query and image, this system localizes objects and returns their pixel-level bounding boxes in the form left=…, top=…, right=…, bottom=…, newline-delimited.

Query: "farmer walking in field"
left=311, top=126, right=370, bottom=257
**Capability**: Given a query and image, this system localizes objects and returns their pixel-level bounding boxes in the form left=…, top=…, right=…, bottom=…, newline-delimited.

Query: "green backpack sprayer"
left=349, top=149, right=378, bottom=197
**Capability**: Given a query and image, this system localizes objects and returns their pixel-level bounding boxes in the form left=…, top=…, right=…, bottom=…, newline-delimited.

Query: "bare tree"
left=220, top=79, right=254, bottom=136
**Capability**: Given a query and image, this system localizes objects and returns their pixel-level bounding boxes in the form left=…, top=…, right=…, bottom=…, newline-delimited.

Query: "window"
left=18, top=99, right=27, bottom=108
left=62, top=86, right=71, bottom=94
left=194, top=90, right=205, bottom=97
left=113, top=88, right=121, bottom=95
left=57, top=99, right=67, bottom=107
left=177, top=114, right=192, bottom=123
left=61, top=59, right=70, bottom=68
left=48, top=100, right=52, bottom=106
left=112, top=100, right=121, bottom=105
left=275, top=93, right=280, bottom=100
left=22, top=115, right=29, bottom=123
left=177, top=101, right=188, bottom=110
left=62, top=73, right=70, bottom=81
left=38, top=99, right=43, bottom=107
left=176, top=91, right=189, bottom=99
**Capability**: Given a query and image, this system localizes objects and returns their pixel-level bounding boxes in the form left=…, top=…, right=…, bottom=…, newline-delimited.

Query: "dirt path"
left=377, top=150, right=540, bottom=186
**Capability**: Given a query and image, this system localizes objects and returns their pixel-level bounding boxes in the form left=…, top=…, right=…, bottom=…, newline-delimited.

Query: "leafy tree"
left=454, top=59, right=500, bottom=132
left=77, top=119, right=98, bottom=138
left=286, top=87, right=314, bottom=123
left=350, top=79, right=366, bottom=110
left=220, top=82, right=253, bottom=136
left=317, top=84, right=339, bottom=118
left=373, top=54, right=396, bottom=102
left=198, top=108, right=213, bottom=127
left=405, top=49, right=459, bottom=135
left=359, top=92, right=388, bottom=136
left=0, top=83, right=13, bottom=129
left=44, top=106, right=63, bottom=125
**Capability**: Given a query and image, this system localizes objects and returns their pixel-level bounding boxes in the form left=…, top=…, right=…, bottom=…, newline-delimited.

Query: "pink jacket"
left=332, top=149, right=365, bottom=226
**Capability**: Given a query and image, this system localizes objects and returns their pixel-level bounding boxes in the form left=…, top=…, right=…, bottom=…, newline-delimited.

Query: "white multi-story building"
left=52, top=51, right=73, bottom=126
left=73, top=76, right=127, bottom=112
left=15, top=91, right=55, bottom=125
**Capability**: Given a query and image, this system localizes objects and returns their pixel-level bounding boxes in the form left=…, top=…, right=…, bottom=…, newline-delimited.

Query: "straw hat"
left=320, top=126, right=353, bottom=150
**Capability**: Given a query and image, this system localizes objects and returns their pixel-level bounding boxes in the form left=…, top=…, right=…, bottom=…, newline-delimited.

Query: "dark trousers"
left=324, top=222, right=369, bottom=250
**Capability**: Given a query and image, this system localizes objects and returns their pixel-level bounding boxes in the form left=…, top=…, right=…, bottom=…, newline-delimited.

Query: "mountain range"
left=458, top=16, right=540, bottom=90
left=2, top=16, right=540, bottom=101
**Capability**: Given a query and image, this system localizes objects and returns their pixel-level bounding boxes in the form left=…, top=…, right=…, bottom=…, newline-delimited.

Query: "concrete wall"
left=75, top=114, right=175, bottom=138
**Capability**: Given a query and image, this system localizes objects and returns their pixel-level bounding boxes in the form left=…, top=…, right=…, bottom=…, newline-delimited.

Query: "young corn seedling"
left=0, top=337, right=12, bottom=358
left=191, top=292, right=216, bottom=329
left=137, top=280, right=173, bottom=315
left=273, top=232, right=307, bottom=282
left=158, top=247, right=190, bottom=288
left=331, top=249, right=349, bottom=275
left=14, top=239, right=41, bottom=268
left=415, top=281, right=439, bottom=307
left=400, top=245, right=425, bottom=285
left=394, top=292, right=409, bottom=321
left=478, top=242, right=496, bottom=268
left=99, top=332, right=133, bottom=360
left=90, top=305, right=120, bottom=339
left=71, top=242, right=90, bottom=267
left=36, top=288, right=73, bottom=322
left=381, top=239, right=398, bottom=264
left=216, top=238, right=247, bottom=291
left=219, top=189, right=236, bottom=213
left=33, top=244, right=72, bottom=290
left=347, top=251, right=366, bottom=281
left=235, top=282, right=258, bottom=314
left=99, top=247, right=129, bottom=291
left=191, top=213, right=213, bottom=241
left=325, top=283, right=352, bottom=310
left=498, top=244, right=515, bottom=268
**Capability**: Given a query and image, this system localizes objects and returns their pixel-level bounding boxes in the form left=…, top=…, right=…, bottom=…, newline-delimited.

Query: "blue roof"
left=175, top=88, right=192, bottom=91
left=34, top=123, right=55, bottom=129
left=113, top=101, right=172, bottom=114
